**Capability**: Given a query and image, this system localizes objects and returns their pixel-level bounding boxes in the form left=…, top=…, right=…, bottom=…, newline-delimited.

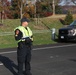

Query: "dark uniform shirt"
left=15, top=29, right=22, bottom=41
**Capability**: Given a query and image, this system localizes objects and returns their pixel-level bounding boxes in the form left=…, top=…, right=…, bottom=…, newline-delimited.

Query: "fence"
left=0, top=29, right=58, bottom=36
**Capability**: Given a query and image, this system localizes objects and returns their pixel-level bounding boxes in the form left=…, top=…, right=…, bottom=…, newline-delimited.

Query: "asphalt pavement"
left=0, top=43, right=76, bottom=75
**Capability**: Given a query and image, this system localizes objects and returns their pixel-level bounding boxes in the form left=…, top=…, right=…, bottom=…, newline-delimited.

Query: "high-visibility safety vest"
left=14, top=26, right=33, bottom=42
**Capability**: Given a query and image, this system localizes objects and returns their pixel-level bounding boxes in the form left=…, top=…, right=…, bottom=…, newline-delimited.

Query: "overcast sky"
left=8, top=0, right=11, bottom=2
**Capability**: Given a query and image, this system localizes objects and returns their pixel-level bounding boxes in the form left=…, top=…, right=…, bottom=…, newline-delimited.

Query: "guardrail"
left=0, top=29, right=58, bottom=36
left=0, top=30, right=51, bottom=36
left=0, top=32, right=14, bottom=36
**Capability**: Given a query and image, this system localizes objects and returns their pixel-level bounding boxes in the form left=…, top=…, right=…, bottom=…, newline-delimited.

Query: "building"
left=58, top=0, right=76, bottom=14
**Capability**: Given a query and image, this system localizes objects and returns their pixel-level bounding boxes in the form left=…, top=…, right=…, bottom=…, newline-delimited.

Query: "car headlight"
left=68, top=29, right=75, bottom=35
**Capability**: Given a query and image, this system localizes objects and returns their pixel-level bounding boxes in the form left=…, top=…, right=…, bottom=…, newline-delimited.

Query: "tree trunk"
left=20, top=2, right=23, bottom=19
left=1, top=10, right=4, bottom=23
left=52, top=0, right=55, bottom=15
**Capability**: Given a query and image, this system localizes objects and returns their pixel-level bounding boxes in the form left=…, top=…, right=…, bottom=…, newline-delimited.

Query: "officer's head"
left=21, top=17, right=30, bottom=27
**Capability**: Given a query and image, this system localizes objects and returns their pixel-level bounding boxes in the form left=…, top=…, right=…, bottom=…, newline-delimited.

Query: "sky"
left=8, top=0, right=11, bottom=2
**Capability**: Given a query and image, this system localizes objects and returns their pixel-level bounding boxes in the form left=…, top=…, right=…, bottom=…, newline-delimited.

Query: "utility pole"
left=52, top=0, right=55, bottom=15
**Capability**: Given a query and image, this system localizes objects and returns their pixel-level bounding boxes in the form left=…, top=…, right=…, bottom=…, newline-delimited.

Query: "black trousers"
left=17, top=42, right=32, bottom=75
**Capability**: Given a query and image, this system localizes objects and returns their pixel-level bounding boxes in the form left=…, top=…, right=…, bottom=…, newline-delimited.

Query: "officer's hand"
left=25, top=37, right=32, bottom=44
left=16, top=30, right=19, bottom=35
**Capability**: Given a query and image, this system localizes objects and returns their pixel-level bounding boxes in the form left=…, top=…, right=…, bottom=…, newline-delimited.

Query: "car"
left=58, top=20, right=76, bottom=42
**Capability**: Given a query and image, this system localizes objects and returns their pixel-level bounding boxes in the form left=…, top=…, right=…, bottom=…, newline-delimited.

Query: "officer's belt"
left=18, top=38, right=26, bottom=43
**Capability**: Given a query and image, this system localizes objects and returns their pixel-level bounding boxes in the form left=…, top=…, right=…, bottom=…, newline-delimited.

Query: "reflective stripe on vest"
left=14, top=26, right=33, bottom=42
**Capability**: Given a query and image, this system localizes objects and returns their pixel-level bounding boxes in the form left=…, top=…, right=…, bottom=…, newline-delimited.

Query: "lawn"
left=0, top=15, right=66, bottom=49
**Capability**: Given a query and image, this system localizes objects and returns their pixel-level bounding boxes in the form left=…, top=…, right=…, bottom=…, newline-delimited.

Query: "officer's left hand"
left=25, top=37, right=32, bottom=44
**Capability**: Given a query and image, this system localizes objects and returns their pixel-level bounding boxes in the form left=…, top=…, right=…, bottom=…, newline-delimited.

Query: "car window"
left=70, top=20, right=76, bottom=26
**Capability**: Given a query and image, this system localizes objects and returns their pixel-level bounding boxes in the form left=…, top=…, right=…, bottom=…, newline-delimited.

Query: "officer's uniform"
left=14, top=18, right=33, bottom=75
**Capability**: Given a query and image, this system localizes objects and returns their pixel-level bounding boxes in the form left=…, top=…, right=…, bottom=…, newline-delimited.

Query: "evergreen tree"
left=64, top=11, right=73, bottom=25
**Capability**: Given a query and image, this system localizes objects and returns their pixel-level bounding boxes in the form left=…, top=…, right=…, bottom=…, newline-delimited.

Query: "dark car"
left=58, top=20, right=76, bottom=41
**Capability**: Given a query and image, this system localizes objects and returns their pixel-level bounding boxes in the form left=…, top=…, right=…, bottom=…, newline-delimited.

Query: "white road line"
left=0, top=51, right=16, bottom=55
left=0, top=63, right=3, bottom=66
left=33, top=44, right=76, bottom=50
left=0, top=44, right=76, bottom=55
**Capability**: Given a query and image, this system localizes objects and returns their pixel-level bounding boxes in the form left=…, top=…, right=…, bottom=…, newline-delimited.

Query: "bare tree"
left=18, top=0, right=26, bottom=19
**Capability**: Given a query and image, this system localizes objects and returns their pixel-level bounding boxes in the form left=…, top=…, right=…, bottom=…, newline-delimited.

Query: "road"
left=0, top=43, right=76, bottom=75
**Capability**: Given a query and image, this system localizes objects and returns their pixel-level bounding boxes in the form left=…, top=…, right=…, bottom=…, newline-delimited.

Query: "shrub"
left=59, top=18, right=65, bottom=25
left=41, top=12, right=53, bottom=17
left=44, top=12, right=53, bottom=17
left=64, top=11, right=73, bottom=25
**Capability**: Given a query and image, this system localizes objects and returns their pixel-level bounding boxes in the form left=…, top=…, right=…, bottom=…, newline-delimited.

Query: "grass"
left=0, top=32, right=56, bottom=49
left=0, top=35, right=17, bottom=49
left=33, top=32, right=56, bottom=45
left=0, top=19, right=20, bottom=32
left=0, top=15, right=67, bottom=49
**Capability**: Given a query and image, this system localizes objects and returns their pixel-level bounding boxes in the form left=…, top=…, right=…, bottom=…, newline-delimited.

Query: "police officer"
left=14, top=17, right=33, bottom=75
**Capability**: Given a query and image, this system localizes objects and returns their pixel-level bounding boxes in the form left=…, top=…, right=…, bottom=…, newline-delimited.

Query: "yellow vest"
left=14, top=26, right=33, bottom=42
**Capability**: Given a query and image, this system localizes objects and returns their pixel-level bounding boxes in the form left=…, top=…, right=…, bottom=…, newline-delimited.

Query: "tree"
left=23, top=3, right=35, bottom=18
left=11, top=0, right=19, bottom=18
left=36, top=1, right=42, bottom=16
left=41, top=0, right=60, bottom=15
left=64, top=11, right=73, bottom=25
left=55, top=5, right=62, bottom=14
left=29, top=4, right=35, bottom=18
left=12, top=0, right=26, bottom=19
left=18, top=0, right=26, bottom=19
left=0, top=0, right=11, bottom=23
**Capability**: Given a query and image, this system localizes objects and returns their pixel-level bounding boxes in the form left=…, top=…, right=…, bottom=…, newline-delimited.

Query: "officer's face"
left=22, top=21, right=28, bottom=27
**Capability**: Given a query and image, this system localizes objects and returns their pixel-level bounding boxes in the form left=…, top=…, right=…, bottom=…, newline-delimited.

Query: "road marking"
left=0, top=44, right=76, bottom=55
left=0, top=51, right=16, bottom=55
left=33, top=44, right=76, bottom=51
left=0, top=63, right=3, bottom=66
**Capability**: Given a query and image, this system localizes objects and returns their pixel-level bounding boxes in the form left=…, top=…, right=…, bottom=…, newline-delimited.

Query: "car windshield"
left=70, top=20, right=76, bottom=26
